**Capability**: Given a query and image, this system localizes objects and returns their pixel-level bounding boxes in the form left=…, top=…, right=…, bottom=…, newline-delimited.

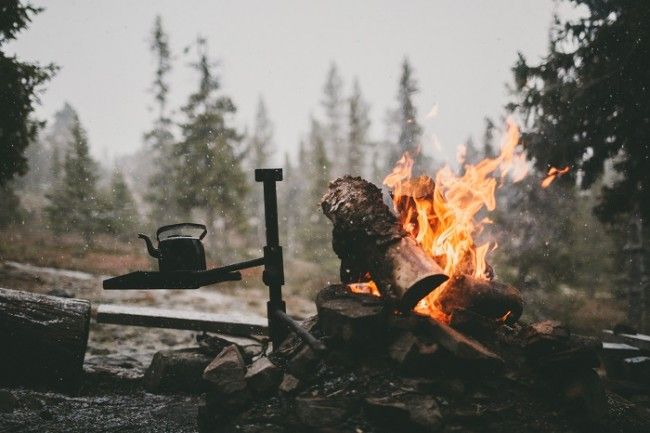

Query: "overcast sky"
left=7, top=0, right=574, bottom=165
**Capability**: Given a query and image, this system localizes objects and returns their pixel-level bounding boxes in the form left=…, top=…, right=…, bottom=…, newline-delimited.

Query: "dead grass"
left=0, top=227, right=150, bottom=275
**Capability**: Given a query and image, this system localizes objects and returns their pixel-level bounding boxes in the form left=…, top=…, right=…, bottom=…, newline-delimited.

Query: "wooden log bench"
left=94, top=304, right=268, bottom=338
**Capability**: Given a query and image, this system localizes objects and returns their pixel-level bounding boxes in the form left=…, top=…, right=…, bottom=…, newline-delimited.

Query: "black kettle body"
left=139, top=223, right=207, bottom=272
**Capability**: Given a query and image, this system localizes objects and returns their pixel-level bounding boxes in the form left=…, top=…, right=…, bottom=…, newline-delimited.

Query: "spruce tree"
left=300, top=118, right=332, bottom=262
left=278, top=152, right=295, bottom=257
left=246, top=97, right=274, bottom=243
left=105, top=170, right=140, bottom=238
left=346, top=79, right=371, bottom=176
left=321, top=63, right=345, bottom=176
left=247, top=97, right=274, bottom=170
left=481, top=117, right=496, bottom=159
left=173, top=38, right=247, bottom=256
left=394, top=58, right=422, bottom=163
left=0, top=1, right=56, bottom=226
left=45, top=110, right=99, bottom=246
left=44, top=103, right=76, bottom=184
left=0, top=1, right=56, bottom=187
left=144, top=15, right=178, bottom=226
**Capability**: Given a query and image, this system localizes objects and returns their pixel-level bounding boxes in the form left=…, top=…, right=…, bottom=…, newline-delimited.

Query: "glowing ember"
left=382, top=118, right=528, bottom=321
left=348, top=281, right=381, bottom=297
left=541, top=166, right=570, bottom=188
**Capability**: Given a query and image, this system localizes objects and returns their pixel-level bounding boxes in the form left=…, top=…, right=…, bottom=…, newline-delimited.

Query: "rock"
left=519, top=320, right=570, bottom=356
left=0, top=389, right=18, bottom=413
left=388, top=331, right=439, bottom=372
left=203, top=344, right=247, bottom=395
left=245, top=357, right=282, bottom=396
left=316, top=285, right=387, bottom=346
left=278, top=374, right=301, bottom=394
left=287, top=345, right=320, bottom=380
left=143, top=348, right=213, bottom=394
left=426, top=319, right=503, bottom=367
left=520, top=321, right=599, bottom=370
left=365, top=393, right=443, bottom=432
left=294, top=396, right=358, bottom=428
left=196, top=333, right=237, bottom=357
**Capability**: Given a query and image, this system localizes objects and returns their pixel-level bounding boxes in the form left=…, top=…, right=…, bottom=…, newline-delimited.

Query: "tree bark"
left=0, top=288, right=91, bottom=393
left=321, top=176, right=448, bottom=311
left=437, top=274, right=523, bottom=323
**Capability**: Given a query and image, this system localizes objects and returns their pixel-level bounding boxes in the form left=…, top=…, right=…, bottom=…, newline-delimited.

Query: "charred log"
left=0, top=288, right=91, bottom=393
left=437, top=274, right=523, bottom=323
left=321, top=176, right=448, bottom=310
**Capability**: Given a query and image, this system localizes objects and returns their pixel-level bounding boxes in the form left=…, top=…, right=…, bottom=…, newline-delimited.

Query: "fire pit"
left=195, top=123, right=647, bottom=432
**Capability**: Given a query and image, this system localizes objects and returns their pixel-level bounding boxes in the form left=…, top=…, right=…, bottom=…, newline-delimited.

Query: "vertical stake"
left=255, top=168, right=288, bottom=349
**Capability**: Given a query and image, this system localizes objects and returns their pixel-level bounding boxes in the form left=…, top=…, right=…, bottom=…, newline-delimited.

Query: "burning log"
left=437, top=274, right=523, bottom=323
left=0, top=288, right=90, bottom=393
left=321, top=176, right=448, bottom=311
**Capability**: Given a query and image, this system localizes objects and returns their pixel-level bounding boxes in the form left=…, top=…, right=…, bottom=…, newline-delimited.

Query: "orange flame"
left=541, top=166, right=570, bottom=188
left=347, top=281, right=381, bottom=297
left=382, top=118, right=528, bottom=320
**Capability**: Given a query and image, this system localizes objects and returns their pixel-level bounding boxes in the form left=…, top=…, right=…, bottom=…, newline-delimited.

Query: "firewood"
left=245, top=357, right=282, bottom=396
left=437, top=274, right=523, bottom=323
left=321, top=176, right=448, bottom=311
left=203, top=344, right=247, bottom=395
left=0, top=288, right=91, bottom=393
left=143, top=348, right=213, bottom=394
left=316, top=284, right=387, bottom=346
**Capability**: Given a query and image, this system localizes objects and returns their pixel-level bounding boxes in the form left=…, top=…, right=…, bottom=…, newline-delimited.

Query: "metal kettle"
left=138, top=223, right=207, bottom=272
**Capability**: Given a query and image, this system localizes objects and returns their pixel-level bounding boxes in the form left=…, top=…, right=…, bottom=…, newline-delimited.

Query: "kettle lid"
left=156, top=223, right=207, bottom=241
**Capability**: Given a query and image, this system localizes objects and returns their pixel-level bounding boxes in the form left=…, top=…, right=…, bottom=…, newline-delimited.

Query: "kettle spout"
left=138, top=233, right=160, bottom=258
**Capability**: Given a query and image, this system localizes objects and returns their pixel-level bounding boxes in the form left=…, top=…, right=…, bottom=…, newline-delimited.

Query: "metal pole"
left=255, top=169, right=288, bottom=349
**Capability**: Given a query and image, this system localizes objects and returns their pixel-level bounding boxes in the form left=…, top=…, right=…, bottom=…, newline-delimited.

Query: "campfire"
left=325, top=119, right=527, bottom=325
left=194, top=122, right=642, bottom=433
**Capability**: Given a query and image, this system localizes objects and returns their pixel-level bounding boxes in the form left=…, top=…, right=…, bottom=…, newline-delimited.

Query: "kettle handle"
left=155, top=223, right=207, bottom=241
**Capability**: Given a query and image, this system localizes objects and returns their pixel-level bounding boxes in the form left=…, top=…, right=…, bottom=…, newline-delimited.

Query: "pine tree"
left=45, top=110, right=99, bottom=246
left=481, top=117, right=496, bottom=159
left=278, top=152, right=295, bottom=257
left=0, top=1, right=56, bottom=227
left=105, top=169, right=140, bottom=238
left=51, top=145, right=61, bottom=180
left=346, top=79, right=371, bottom=176
left=0, top=1, right=56, bottom=187
left=247, top=97, right=274, bottom=170
left=321, top=63, right=345, bottom=176
left=508, top=0, right=650, bottom=328
left=300, top=118, right=332, bottom=262
left=393, top=58, right=422, bottom=163
left=45, top=103, right=76, bottom=184
left=173, top=38, right=247, bottom=256
left=246, top=97, right=274, bottom=243
left=144, top=15, right=178, bottom=226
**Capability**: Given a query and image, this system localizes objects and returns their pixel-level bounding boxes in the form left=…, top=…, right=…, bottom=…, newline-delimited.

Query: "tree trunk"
left=0, top=288, right=91, bottom=393
left=321, top=176, right=448, bottom=311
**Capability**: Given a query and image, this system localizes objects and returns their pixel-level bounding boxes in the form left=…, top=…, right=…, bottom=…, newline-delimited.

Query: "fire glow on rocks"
left=351, top=119, right=529, bottom=322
